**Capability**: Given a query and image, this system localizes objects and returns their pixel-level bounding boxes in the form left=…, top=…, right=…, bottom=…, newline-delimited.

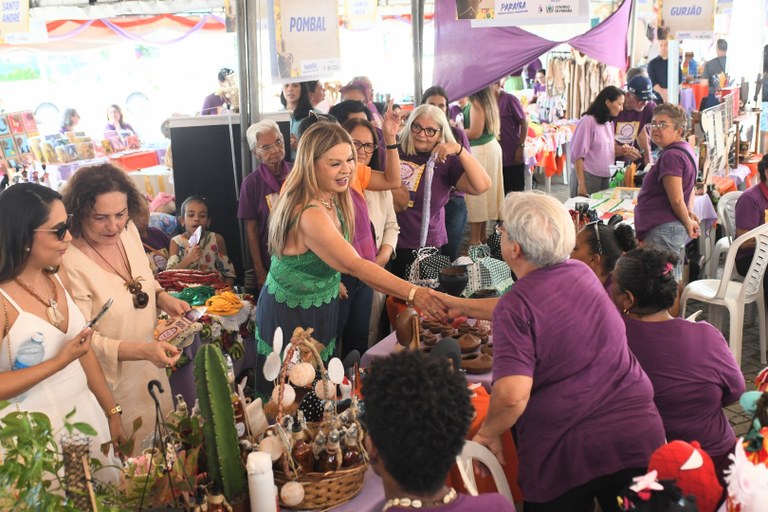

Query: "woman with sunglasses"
left=633, top=104, right=700, bottom=277
left=391, top=104, right=491, bottom=278
left=62, top=164, right=190, bottom=453
left=0, top=183, right=122, bottom=482
left=570, top=220, right=637, bottom=293
left=612, top=246, right=744, bottom=487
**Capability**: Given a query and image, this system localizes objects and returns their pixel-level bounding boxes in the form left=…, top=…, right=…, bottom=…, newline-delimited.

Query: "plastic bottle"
left=13, top=332, right=45, bottom=402
left=247, top=451, right=278, bottom=512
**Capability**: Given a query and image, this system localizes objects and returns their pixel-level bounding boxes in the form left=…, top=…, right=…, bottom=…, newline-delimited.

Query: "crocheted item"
left=264, top=252, right=340, bottom=309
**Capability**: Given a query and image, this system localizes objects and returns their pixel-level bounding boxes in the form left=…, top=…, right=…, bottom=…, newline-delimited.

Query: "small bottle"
left=291, top=417, right=314, bottom=473
left=342, top=424, right=362, bottom=468
left=312, top=431, right=327, bottom=471
left=318, top=428, right=341, bottom=473
left=13, top=332, right=45, bottom=402
left=224, top=354, right=249, bottom=440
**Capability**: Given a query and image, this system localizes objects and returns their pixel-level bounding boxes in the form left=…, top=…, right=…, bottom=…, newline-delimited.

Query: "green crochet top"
left=264, top=205, right=346, bottom=309
left=462, top=103, right=495, bottom=146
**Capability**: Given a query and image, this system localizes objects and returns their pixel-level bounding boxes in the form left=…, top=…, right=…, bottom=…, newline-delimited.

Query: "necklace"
left=382, top=488, right=457, bottom=511
left=14, top=274, right=65, bottom=327
left=317, top=195, right=336, bottom=211
left=82, top=237, right=149, bottom=309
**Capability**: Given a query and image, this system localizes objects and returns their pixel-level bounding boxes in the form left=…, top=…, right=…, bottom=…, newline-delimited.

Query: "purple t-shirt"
left=497, top=91, right=526, bottom=167
left=237, top=161, right=293, bottom=270
left=396, top=151, right=465, bottom=249
left=634, top=141, right=697, bottom=240
left=105, top=122, right=135, bottom=134
left=624, top=316, right=744, bottom=458
left=492, top=259, right=664, bottom=502
left=569, top=115, right=615, bottom=178
left=350, top=188, right=377, bottom=262
left=386, top=493, right=514, bottom=512
left=533, top=82, right=546, bottom=96
left=614, top=102, right=655, bottom=163
left=201, top=93, right=225, bottom=115
left=735, top=183, right=768, bottom=262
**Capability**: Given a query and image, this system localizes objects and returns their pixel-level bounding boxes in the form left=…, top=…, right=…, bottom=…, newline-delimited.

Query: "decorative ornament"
left=272, top=383, right=295, bottom=407
left=280, top=481, right=305, bottom=507
left=314, top=380, right=337, bottom=400
left=258, top=435, right=283, bottom=462
left=289, top=362, right=316, bottom=388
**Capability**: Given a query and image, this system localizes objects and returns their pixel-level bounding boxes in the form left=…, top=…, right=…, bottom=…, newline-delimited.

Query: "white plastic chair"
left=455, top=440, right=515, bottom=507
left=681, top=223, right=768, bottom=366
left=706, top=191, right=742, bottom=279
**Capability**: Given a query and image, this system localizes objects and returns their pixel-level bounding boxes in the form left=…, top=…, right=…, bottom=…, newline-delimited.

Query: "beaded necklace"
left=382, top=487, right=457, bottom=511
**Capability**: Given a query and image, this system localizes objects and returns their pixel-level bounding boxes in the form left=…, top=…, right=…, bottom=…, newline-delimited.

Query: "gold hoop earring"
left=622, top=308, right=629, bottom=315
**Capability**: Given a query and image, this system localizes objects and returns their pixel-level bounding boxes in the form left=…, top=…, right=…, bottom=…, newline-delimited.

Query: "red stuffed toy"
left=648, top=440, right=722, bottom=512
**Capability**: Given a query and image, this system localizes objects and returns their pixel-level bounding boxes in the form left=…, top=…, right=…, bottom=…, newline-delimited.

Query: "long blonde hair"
left=268, top=122, right=356, bottom=257
left=469, top=85, right=500, bottom=138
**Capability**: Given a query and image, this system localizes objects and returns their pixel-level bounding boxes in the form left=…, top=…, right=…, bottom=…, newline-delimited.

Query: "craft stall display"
left=523, top=120, right=577, bottom=191
left=0, top=111, right=43, bottom=185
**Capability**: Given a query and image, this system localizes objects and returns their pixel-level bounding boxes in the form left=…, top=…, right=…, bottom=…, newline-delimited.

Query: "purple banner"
left=433, top=0, right=632, bottom=100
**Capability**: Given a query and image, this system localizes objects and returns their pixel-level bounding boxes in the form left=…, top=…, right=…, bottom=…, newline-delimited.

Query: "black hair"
left=584, top=85, right=625, bottom=124
left=716, top=39, right=728, bottom=52
left=328, top=100, right=372, bottom=124
left=421, top=86, right=450, bottom=109
left=179, top=195, right=209, bottom=218
left=581, top=223, right=637, bottom=273
left=361, top=350, right=473, bottom=495
left=62, top=163, right=149, bottom=238
left=280, top=82, right=313, bottom=121
left=758, top=153, right=768, bottom=183
left=306, top=80, right=321, bottom=94
left=536, top=68, right=546, bottom=76
left=297, top=111, right=338, bottom=140
left=614, top=247, right=679, bottom=313
left=0, top=183, right=62, bottom=282
left=343, top=118, right=380, bottom=171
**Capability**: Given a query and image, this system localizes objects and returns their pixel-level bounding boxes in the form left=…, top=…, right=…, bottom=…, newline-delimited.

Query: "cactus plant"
left=194, top=344, right=246, bottom=500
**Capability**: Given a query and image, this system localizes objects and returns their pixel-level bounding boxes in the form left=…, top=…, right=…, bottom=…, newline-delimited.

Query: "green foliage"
left=194, top=344, right=246, bottom=500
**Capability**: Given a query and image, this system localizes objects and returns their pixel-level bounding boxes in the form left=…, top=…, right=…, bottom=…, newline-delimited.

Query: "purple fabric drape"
left=433, top=0, right=632, bottom=101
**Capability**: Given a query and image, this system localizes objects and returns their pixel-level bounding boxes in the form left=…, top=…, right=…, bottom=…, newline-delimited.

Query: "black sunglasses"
left=34, top=214, right=73, bottom=241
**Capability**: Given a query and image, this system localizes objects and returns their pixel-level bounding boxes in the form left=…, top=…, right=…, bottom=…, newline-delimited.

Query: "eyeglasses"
left=649, top=122, right=674, bottom=131
left=494, top=224, right=508, bottom=238
left=586, top=220, right=603, bottom=254
left=410, top=122, right=441, bottom=137
left=257, top=139, right=284, bottom=153
left=353, top=140, right=376, bottom=154
left=34, top=214, right=73, bottom=241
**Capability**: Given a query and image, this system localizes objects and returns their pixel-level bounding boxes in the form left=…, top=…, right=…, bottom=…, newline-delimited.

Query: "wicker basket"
left=271, top=328, right=368, bottom=510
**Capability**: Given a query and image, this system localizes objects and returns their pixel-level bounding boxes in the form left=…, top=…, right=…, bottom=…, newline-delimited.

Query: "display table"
left=109, top=149, right=160, bottom=171
left=362, top=329, right=493, bottom=392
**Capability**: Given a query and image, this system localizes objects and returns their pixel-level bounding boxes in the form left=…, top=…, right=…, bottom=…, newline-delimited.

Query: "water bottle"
left=13, top=332, right=45, bottom=402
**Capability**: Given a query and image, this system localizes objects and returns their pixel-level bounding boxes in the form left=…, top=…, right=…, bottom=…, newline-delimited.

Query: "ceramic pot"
left=439, top=267, right=468, bottom=296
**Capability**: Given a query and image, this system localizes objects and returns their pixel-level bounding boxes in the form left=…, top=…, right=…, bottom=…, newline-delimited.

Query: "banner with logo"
left=268, top=0, right=341, bottom=82
left=457, top=0, right=588, bottom=25
left=344, top=0, right=378, bottom=29
left=0, top=0, right=29, bottom=43
left=659, top=0, right=716, bottom=39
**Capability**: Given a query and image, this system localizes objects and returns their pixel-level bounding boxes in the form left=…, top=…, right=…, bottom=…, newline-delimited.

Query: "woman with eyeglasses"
left=463, top=85, right=504, bottom=245
left=570, top=221, right=637, bottom=293
left=612, top=246, right=744, bottom=487
left=391, top=104, right=491, bottom=278
left=442, top=192, right=664, bottom=510
left=633, top=103, right=700, bottom=275
left=62, top=164, right=190, bottom=452
left=0, top=183, right=122, bottom=482
left=238, top=119, right=294, bottom=291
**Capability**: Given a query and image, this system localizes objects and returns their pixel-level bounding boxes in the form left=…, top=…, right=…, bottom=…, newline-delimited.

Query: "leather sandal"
left=461, top=353, right=493, bottom=374
left=457, top=333, right=481, bottom=353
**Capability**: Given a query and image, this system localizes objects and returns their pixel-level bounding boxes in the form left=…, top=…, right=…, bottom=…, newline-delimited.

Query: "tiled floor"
left=526, top=170, right=764, bottom=436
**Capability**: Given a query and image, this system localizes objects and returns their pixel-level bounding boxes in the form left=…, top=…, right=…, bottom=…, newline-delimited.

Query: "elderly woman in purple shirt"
left=570, top=86, right=625, bottom=197
left=633, top=104, right=700, bottom=276
left=612, top=246, right=744, bottom=486
left=237, top=120, right=293, bottom=290
left=443, top=192, right=664, bottom=510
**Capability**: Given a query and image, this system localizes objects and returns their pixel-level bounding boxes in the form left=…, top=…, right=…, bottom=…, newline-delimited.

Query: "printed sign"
left=459, top=0, right=589, bottom=25
left=659, top=0, right=715, bottom=39
left=268, top=0, right=341, bottom=82
left=0, top=0, right=29, bottom=43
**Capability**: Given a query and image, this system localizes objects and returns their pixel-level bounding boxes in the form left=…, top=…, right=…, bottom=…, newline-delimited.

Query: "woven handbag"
left=406, top=247, right=451, bottom=289
left=464, top=245, right=513, bottom=297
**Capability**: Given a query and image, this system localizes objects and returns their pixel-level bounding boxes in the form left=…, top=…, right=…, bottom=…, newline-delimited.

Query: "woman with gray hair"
left=444, top=191, right=664, bottom=510
left=633, top=103, right=700, bottom=275
left=390, top=104, right=490, bottom=278
left=59, top=108, right=80, bottom=134
left=237, top=119, right=292, bottom=289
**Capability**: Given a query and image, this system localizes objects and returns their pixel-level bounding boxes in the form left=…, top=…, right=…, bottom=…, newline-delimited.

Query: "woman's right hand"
left=143, top=341, right=181, bottom=368
left=58, top=328, right=93, bottom=365
left=686, top=219, right=701, bottom=239
left=412, top=287, right=448, bottom=322
left=577, top=181, right=588, bottom=197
